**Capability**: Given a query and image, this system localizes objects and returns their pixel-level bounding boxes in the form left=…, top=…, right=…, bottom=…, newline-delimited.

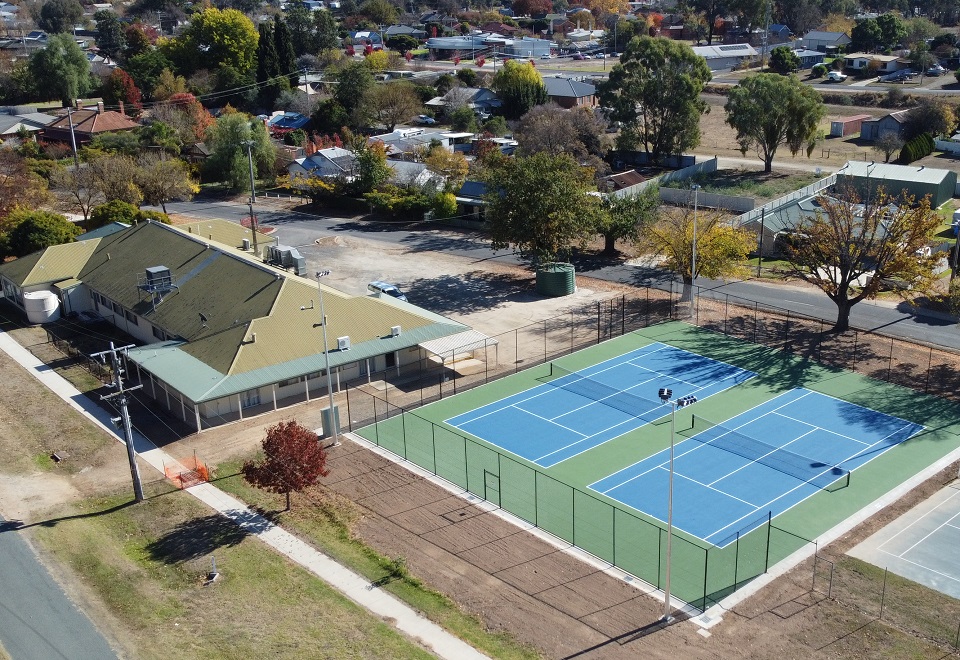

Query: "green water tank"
left=536, top=262, right=576, bottom=297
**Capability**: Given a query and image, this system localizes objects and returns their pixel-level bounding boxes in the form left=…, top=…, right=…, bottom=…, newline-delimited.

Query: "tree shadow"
left=145, top=513, right=250, bottom=565
left=404, top=271, right=536, bottom=315
left=0, top=501, right=138, bottom=534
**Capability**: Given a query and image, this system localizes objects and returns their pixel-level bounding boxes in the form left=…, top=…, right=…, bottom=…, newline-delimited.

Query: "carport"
left=420, top=330, right=499, bottom=376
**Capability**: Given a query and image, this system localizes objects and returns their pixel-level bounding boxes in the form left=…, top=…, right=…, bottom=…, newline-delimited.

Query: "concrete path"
left=0, top=514, right=117, bottom=660
left=0, top=331, right=488, bottom=660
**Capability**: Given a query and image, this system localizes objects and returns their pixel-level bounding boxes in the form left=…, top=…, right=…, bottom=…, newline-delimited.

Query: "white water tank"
left=23, top=290, right=61, bottom=324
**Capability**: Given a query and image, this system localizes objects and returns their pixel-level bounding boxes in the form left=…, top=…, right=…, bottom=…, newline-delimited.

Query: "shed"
left=830, top=114, right=872, bottom=137
left=836, top=161, right=957, bottom=208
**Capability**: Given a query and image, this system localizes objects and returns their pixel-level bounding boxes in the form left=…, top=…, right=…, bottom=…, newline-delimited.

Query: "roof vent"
left=337, top=336, right=351, bottom=351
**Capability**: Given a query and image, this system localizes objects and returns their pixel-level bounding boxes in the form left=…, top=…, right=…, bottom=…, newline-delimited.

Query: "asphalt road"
left=162, top=198, right=960, bottom=351
left=0, top=516, right=116, bottom=660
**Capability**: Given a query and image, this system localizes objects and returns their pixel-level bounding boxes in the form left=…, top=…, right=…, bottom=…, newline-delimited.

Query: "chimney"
left=96, top=101, right=104, bottom=114
left=74, top=99, right=82, bottom=110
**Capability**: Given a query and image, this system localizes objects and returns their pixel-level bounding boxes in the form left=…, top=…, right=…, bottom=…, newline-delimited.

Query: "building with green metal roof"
left=0, top=220, right=474, bottom=432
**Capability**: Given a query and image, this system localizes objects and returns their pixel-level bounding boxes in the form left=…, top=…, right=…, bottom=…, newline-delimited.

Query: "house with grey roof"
left=0, top=220, right=474, bottom=431
left=543, top=76, right=596, bottom=108
left=799, top=30, right=851, bottom=52
left=0, top=111, right=57, bottom=137
left=288, top=147, right=357, bottom=180
left=691, top=43, right=758, bottom=71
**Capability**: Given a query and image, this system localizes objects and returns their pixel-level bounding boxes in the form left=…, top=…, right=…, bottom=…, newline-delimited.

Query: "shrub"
left=432, top=192, right=458, bottom=218
left=897, top=132, right=934, bottom=164
left=812, top=63, right=827, bottom=78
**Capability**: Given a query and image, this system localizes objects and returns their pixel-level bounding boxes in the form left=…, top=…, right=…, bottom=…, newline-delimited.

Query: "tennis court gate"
left=350, top=390, right=823, bottom=613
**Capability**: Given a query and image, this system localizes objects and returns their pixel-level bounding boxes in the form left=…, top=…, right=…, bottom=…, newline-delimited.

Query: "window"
left=278, top=377, right=301, bottom=388
left=152, top=326, right=165, bottom=340
left=112, top=302, right=122, bottom=315
left=124, top=310, right=137, bottom=324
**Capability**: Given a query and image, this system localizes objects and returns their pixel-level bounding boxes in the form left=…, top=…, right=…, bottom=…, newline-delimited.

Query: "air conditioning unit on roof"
left=337, top=336, right=350, bottom=350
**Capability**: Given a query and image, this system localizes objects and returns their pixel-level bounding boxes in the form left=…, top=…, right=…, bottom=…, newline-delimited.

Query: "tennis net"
left=545, top=363, right=666, bottom=418
left=691, top=415, right=849, bottom=489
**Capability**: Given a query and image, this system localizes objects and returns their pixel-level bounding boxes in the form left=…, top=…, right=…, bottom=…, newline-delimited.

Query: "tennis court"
left=445, top=342, right=756, bottom=468
left=590, top=389, right=925, bottom=546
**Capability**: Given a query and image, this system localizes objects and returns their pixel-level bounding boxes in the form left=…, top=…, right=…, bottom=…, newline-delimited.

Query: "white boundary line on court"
left=692, top=438, right=960, bottom=630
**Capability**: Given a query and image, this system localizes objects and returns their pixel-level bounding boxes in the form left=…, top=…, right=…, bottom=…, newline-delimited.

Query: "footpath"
left=0, top=330, right=488, bottom=660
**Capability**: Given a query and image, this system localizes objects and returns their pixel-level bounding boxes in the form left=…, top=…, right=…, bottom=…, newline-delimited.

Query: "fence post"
left=734, top=531, right=740, bottom=586
left=621, top=294, right=625, bottom=335
left=887, top=337, right=894, bottom=382
left=852, top=332, right=858, bottom=371
left=764, top=511, right=772, bottom=572
left=596, top=301, right=601, bottom=344
left=645, top=286, right=650, bottom=327
left=879, top=568, right=888, bottom=619
left=924, top=346, right=933, bottom=393
left=514, top=329, right=518, bottom=374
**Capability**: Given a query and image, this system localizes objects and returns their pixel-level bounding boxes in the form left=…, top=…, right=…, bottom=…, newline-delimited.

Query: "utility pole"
left=242, top=140, right=260, bottom=256
left=761, top=0, right=772, bottom=71
left=93, top=342, right=144, bottom=503
left=66, top=107, right=79, bottom=170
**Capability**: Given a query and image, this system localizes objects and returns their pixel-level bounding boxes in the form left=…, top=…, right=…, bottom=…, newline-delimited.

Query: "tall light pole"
left=242, top=140, right=260, bottom=256
left=315, top=270, right=340, bottom=447
left=656, top=388, right=698, bottom=622
left=691, top=184, right=701, bottom=315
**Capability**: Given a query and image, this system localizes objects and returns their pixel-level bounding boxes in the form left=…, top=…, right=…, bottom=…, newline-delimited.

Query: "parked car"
left=826, top=71, right=847, bottom=82
left=368, top=281, right=408, bottom=302
left=882, top=69, right=914, bottom=82
left=582, top=54, right=593, bottom=59
left=415, top=114, right=436, bottom=125
left=572, top=53, right=584, bottom=60
left=928, top=64, right=946, bottom=76
left=474, top=109, right=492, bottom=121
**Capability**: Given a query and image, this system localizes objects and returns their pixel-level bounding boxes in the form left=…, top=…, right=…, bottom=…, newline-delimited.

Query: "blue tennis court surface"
left=590, top=389, right=925, bottom=547
left=446, top=343, right=756, bottom=468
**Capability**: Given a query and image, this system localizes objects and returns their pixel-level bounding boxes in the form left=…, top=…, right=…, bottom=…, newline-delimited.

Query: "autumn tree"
left=512, top=0, right=552, bottom=16
left=50, top=164, right=104, bottom=222
left=903, top=97, right=956, bottom=140
left=102, top=69, right=143, bottom=115
left=725, top=73, right=825, bottom=173
left=0, top=151, right=50, bottom=222
left=152, top=93, right=214, bottom=143
left=596, top=186, right=660, bottom=255
left=136, top=156, right=198, bottom=213
left=152, top=68, right=188, bottom=101
left=241, top=420, right=330, bottom=510
left=0, top=208, right=81, bottom=258
left=423, top=147, right=469, bottom=191
left=484, top=152, right=603, bottom=267
left=598, top=37, right=711, bottom=165
left=369, top=82, right=422, bottom=131
left=515, top=104, right=610, bottom=177
left=491, top=60, right=548, bottom=120
left=636, top=203, right=753, bottom=302
left=87, top=154, right=143, bottom=206
left=783, top=189, right=941, bottom=332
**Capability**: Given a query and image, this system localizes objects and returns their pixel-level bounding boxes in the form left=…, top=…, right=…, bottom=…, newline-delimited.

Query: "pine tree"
left=273, top=16, right=298, bottom=86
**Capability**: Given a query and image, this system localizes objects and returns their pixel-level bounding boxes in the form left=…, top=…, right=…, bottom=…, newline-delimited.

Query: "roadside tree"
left=424, top=147, right=469, bottom=191
left=725, top=73, right=825, bottom=173
left=636, top=204, right=753, bottom=301
left=50, top=165, right=104, bottom=222
left=483, top=152, right=602, bottom=267
left=87, top=154, right=143, bottom=206
left=596, top=186, right=660, bottom=256
left=205, top=113, right=276, bottom=191
left=135, top=156, right=199, bottom=213
left=88, top=199, right=143, bottom=229
left=242, top=420, right=330, bottom=511
left=598, top=37, right=711, bottom=165
left=783, top=188, right=941, bottom=332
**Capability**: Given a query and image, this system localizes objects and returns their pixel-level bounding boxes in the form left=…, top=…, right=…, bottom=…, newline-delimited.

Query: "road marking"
left=782, top=300, right=814, bottom=306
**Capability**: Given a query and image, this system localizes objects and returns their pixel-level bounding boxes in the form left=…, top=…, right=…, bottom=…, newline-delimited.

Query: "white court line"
left=653, top=466, right=762, bottom=509
left=705, top=428, right=819, bottom=488
left=509, top=404, right=586, bottom=438
left=876, top=548, right=960, bottom=584
left=898, top=508, right=960, bottom=558
left=770, top=411, right=871, bottom=446
left=534, top=402, right=666, bottom=464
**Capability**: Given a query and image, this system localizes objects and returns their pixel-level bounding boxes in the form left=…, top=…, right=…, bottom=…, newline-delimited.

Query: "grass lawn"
left=215, top=458, right=540, bottom=660
left=662, top=168, right=824, bottom=202
left=33, top=483, right=438, bottom=660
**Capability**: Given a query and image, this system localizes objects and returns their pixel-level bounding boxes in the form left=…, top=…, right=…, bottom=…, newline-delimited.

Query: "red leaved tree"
left=241, top=421, right=330, bottom=510
left=103, top=69, right=143, bottom=115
